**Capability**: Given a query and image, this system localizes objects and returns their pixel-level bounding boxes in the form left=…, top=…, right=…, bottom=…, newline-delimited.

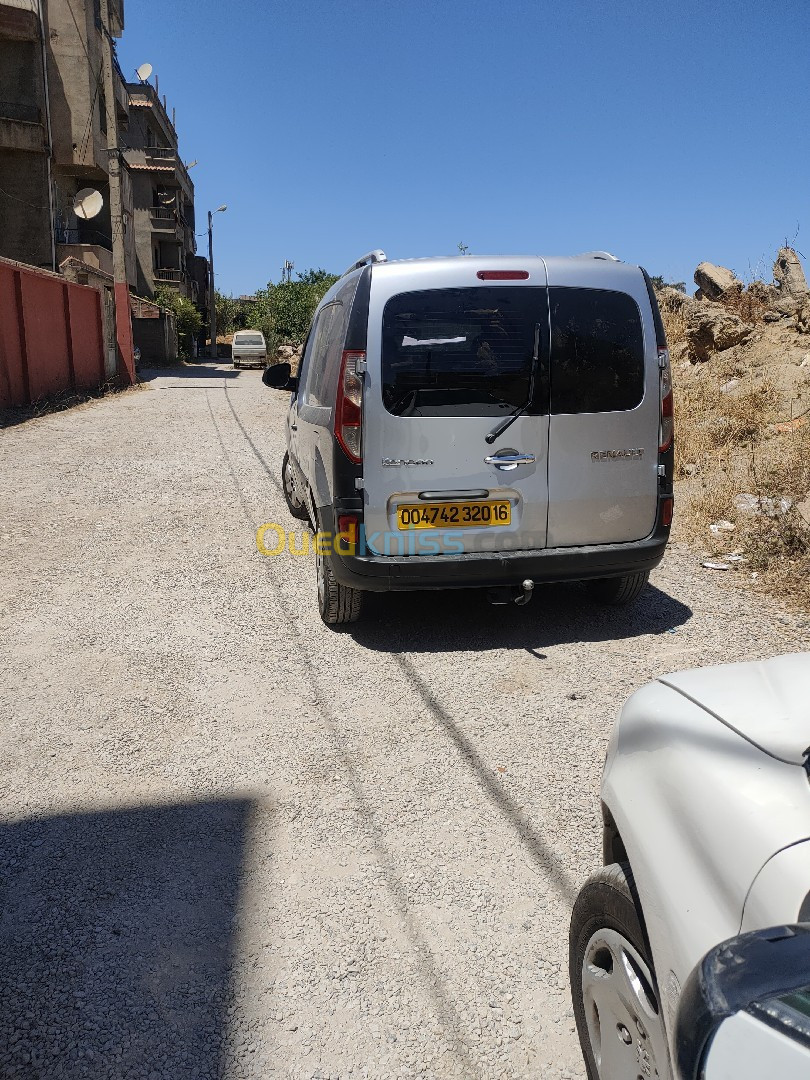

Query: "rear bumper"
left=321, top=502, right=672, bottom=593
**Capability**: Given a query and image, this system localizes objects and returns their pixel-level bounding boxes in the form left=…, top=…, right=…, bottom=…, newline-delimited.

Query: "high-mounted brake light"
left=476, top=270, right=529, bottom=281
left=335, top=350, right=364, bottom=463
left=658, top=346, right=674, bottom=453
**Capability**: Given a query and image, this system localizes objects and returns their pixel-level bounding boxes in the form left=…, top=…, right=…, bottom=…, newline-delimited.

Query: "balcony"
left=153, top=268, right=184, bottom=285
left=56, top=241, right=113, bottom=277
left=0, top=100, right=39, bottom=123
left=0, top=99, right=45, bottom=153
left=123, top=145, right=193, bottom=198
left=0, top=2, right=40, bottom=42
left=149, top=205, right=182, bottom=237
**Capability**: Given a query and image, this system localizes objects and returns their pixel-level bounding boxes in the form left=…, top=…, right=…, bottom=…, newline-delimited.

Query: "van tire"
left=586, top=570, right=649, bottom=606
left=316, top=539, right=363, bottom=627
left=282, top=452, right=310, bottom=522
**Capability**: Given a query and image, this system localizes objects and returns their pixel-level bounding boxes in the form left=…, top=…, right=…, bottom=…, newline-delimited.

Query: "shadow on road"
left=138, top=361, right=240, bottom=382
left=0, top=798, right=253, bottom=1079
left=349, top=582, right=692, bottom=653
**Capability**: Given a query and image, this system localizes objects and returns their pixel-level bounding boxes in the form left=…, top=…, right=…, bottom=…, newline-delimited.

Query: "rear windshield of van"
left=381, top=286, right=645, bottom=417
left=548, top=288, right=644, bottom=414
left=381, top=287, right=544, bottom=417
left=235, top=334, right=264, bottom=346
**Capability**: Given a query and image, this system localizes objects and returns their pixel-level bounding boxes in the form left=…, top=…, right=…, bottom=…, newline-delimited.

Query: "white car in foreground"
left=570, top=652, right=810, bottom=1079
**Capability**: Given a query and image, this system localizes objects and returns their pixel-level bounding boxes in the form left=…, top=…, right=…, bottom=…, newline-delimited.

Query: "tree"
left=250, top=268, right=339, bottom=346
left=650, top=275, right=686, bottom=293
left=213, top=291, right=243, bottom=337
left=154, top=286, right=203, bottom=355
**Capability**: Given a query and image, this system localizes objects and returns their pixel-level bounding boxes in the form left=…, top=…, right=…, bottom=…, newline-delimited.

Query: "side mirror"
left=676, top=924, right=810, bottom=1079
left=262, top=362, right=298, bottom=392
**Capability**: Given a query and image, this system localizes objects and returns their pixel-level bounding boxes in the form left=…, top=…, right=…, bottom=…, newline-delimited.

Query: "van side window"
left=300, top=275, right=361, bottom=410
left=549, top=288, right=644, bottom=414
left=299, top=307, right=337, bottom=408
left=296, top=313, right=321, bottom=400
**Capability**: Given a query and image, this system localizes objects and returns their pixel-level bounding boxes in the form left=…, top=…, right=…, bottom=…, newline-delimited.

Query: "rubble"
left=685, top=303, right=753, bottom=362
left=694, top=262, right=741, bottom=300
left=773, top=247, right=809, bottom=298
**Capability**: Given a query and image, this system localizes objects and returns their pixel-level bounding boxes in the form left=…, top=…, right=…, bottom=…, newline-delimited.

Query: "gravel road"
left=1, top=362, right=808, bottom=1080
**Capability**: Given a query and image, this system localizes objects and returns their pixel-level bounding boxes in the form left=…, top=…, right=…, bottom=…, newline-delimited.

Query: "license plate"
left=397, top=500, right=511, bottom=530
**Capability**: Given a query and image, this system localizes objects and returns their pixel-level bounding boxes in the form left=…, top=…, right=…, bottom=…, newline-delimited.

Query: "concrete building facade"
left=0, top=0, right=136, bottom=280
left=0, top=0, right=207, bottom=327
left=0, top=0, right=53, bottom=269
left=123, top=82, right=203, bottom=308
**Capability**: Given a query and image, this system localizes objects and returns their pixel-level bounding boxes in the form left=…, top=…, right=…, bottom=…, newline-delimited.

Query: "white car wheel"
left=581, top=927, right=668, bottom=1078
left=570, top=863, right=671, bottom=1080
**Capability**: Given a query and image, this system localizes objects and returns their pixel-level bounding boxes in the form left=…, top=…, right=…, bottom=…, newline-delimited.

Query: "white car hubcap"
left=581, top=927, right=670, bottom=1079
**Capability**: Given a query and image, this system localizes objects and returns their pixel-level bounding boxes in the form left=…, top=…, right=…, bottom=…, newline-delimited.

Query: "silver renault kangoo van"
left=263, top=251, right=674, bottom=626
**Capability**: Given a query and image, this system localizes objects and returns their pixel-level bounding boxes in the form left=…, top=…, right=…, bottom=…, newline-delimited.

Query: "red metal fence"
left=0, top=256, right=107, bottom=408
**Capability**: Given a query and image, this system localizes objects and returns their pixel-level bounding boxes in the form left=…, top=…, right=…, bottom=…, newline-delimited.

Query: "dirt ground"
left=1, top=362, right=808, bottom=1079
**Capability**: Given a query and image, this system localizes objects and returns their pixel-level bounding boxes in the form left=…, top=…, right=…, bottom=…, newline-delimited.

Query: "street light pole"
left=99, top=0, right=135, bottom=383
left=207, top=204, right=226, bottom=358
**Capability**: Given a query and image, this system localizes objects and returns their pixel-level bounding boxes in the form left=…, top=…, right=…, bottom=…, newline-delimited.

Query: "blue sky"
left=118, top=0, right=810, bottom=297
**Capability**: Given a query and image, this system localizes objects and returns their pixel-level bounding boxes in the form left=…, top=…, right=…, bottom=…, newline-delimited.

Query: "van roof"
left=322, top=252, right=647, bottom=310
left=337, top=251, right=643, bottom=283
left=377, top=251, right=624, bottom=267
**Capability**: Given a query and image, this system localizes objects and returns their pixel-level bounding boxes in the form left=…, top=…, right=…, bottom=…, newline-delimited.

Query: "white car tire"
left=569, top=863, right=671, bottom=1080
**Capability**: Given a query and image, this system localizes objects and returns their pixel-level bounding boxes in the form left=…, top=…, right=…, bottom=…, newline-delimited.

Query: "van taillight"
left=659, top=347, right=674, bottom=453
left=336, top=350, right=364, bottom=463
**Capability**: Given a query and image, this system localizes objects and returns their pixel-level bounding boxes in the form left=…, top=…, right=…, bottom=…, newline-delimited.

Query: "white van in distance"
left=232, top=330, right=267, bottom=369
left=263, top=251, right=674, bottom=626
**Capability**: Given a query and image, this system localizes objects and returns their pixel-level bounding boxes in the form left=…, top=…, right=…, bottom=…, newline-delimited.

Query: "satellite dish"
left=135, top=63, right=153, bottom=82
left=73, top=187, right=104, bottom=220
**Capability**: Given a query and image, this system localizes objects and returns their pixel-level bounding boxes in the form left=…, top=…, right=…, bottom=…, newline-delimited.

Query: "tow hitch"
left=487, top=580, right=535, bottom=607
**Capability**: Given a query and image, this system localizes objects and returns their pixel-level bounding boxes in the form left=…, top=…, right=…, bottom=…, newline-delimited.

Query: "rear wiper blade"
left=485, top=323, right=541, bottom=445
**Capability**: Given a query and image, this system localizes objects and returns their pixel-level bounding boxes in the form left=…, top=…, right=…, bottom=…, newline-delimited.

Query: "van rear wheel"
left=315, top=527, right=363, bottom=626
left=282, top=452, right=310, bottom=522
left=586, top=571, right=650, bottom=606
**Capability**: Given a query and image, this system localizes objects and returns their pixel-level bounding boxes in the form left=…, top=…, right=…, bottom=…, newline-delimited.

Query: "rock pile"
left=275, top=342, right=304, bottom=374
left=659, top=247, right=810, bottom=362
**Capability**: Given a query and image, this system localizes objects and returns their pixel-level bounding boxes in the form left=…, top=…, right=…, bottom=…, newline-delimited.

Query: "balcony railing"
left=153, top=268, right=184, bottom=283
left=56, top=227, right=112, bottom=251
left=150, top=205, right=176, bottom=220
left=0, top=100, right=41, bottom=124
left=122, top=145, right=192, bottom=193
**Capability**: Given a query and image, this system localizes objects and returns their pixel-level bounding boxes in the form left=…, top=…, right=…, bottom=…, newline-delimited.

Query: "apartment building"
left=0, top=0, right=207, bottom=325
left=0, top=0, right=54, bottom=268
left=123, top=81, right=202, bottom=308
left=0, top=0, right=138, bottom=280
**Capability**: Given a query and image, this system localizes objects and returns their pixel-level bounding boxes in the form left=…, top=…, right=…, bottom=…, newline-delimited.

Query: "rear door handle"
left=484, top=452, right=536, bottom=471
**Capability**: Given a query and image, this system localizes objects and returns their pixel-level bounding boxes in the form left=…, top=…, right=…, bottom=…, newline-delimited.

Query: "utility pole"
left=208, top=210, right=216, bottom=358
left=99, top=0, right=135, bottom=383
left=36, top=0, right=56, bottom=272
left=207, top=205, right=226, bottom=359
